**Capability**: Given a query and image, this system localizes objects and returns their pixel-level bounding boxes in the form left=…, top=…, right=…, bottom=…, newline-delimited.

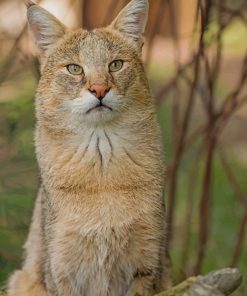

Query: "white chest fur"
left=70, top=126, right=135, bottom=167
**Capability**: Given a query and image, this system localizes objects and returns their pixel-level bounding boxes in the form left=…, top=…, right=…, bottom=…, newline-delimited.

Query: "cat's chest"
left=59, top=190, right=139, bottom=232
left=70, top=127, right=133, bottom=167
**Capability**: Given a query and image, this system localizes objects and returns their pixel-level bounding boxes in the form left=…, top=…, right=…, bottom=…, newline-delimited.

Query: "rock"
left=154, top=268, right=242, bottom=296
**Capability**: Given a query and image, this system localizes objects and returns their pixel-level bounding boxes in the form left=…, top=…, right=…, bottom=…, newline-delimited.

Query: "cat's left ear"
left=27, top=1, right=67, bottom=58
left=109, top=0, right=149, bottom=48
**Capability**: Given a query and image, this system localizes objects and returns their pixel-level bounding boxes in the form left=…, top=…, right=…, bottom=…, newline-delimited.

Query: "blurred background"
left=0, top=0, right=247, bottom=294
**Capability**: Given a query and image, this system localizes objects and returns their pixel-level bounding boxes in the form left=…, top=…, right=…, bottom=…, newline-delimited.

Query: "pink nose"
left=89, top=84, right=110, bottom=100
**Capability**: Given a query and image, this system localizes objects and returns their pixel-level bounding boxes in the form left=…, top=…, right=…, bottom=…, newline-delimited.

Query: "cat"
left=7, top=0, right=171, bottom=295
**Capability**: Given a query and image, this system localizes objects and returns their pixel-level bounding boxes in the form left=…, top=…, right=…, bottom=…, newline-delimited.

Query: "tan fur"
left=8, top=0, right=171, bottom=295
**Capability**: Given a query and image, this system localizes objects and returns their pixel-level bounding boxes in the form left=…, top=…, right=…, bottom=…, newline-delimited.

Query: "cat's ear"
left=109, top=0, right=149, bottom=47
left=27, top=1, right=66, bottom=56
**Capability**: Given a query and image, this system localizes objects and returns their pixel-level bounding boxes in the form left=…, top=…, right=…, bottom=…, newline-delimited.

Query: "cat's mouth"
left=86, top=102, right=113, bottom=114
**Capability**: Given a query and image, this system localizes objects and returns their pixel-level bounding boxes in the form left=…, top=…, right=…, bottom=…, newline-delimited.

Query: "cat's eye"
left=66, top=64, right=83, bottom=75
left=109, top=60, right=123, bottom=72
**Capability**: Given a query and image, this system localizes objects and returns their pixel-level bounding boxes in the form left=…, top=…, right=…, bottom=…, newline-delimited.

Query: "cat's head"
left=27, top=0, right=151, bottom=131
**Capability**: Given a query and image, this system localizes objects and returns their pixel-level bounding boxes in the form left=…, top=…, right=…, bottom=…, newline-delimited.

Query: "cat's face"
left=39, top=29, right=145, bottom=127
left=28, top=0, right=150, bottom=131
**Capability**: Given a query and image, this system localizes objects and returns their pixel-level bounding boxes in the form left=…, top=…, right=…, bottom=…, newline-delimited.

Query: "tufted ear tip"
left=25, top=0, right=36, bottom=9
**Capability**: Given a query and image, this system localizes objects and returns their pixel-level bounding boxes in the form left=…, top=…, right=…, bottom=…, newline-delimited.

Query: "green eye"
left=109, top=60, right=123, bottom=72
left=67, top=64, right=83, bottom=75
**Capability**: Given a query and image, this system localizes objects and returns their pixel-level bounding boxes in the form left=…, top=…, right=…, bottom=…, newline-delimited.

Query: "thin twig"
left=230, top=207, right=247, bottom=267
left=167, top=0, right=210, bottom=249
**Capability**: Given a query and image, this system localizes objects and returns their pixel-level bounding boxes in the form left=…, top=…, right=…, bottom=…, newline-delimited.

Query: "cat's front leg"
left=48, top=255, right=82, bottom=296
left=126, top=272, right=155, bottom=296
left=8, top=270, right=48, bottom=296
left=51, top=277, right=79, bottom=296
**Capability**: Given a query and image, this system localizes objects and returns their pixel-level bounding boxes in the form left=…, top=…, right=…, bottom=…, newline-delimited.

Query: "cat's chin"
left=84, top=107, right=116, bottom=124
left=86, top=104, right=113, bottom=114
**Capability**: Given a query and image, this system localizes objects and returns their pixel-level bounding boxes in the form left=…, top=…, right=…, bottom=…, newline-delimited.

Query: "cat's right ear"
left=27, top=2, right=66, bottom=57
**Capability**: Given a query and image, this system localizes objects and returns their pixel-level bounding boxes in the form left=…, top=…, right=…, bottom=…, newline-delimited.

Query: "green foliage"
left=0, top=77, right=38, bottom=286
left=203, top=19, right=247, bottom=55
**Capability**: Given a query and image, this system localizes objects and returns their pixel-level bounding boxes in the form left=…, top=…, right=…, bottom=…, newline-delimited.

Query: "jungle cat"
left=7, top=0, right=171, bottom=295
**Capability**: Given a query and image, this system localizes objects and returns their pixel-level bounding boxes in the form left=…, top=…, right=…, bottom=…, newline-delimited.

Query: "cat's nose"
left=89, top=84, right=110, bottom=100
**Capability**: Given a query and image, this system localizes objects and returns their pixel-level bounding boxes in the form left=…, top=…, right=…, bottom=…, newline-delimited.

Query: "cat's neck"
left=37, top=123, right=143, bottom=166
